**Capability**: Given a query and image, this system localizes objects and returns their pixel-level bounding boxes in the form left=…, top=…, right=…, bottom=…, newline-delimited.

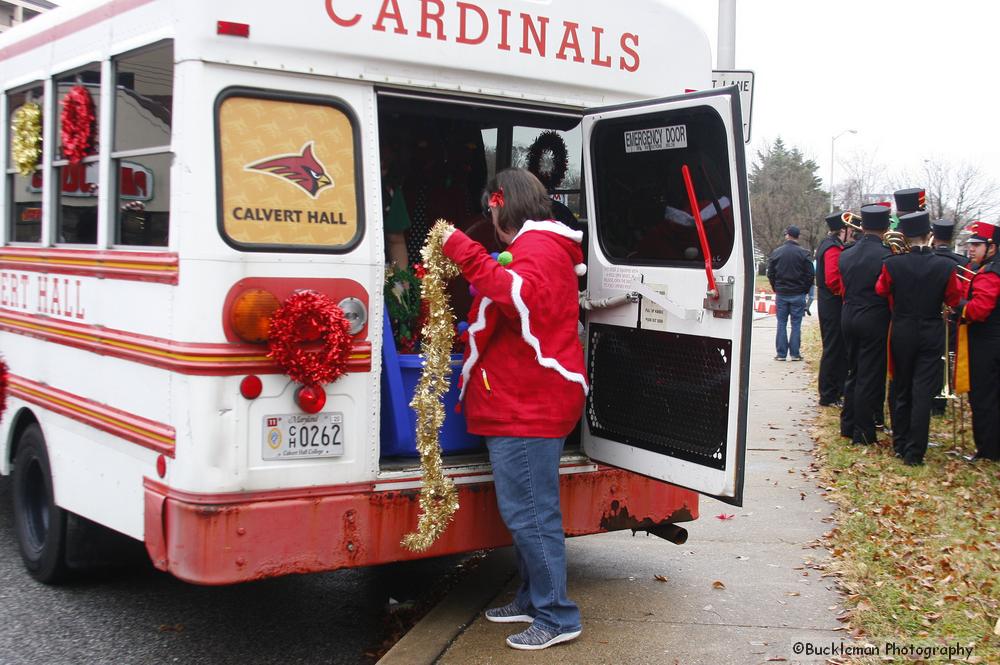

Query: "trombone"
left=954, top=263, right=977, bottom=283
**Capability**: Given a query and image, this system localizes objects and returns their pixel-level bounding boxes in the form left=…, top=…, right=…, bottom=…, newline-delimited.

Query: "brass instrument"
left=937, top=304, right=957, bottom=400
left=956, top=263, right=977, bottom=279
left=882, top=229, right=909, bottom=254
left=840, top=211, right=863, bottom=232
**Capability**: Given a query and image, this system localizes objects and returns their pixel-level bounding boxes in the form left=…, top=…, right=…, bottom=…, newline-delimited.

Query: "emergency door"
left=580, top=87, right=752, bottom=506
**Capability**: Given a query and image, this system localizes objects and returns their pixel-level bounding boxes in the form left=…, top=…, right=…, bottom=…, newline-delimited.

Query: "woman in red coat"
left=442, top=168, right=587, bottom=650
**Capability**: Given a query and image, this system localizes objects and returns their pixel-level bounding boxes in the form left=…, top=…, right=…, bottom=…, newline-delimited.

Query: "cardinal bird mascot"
left=245, top=141, right=333, bottom=198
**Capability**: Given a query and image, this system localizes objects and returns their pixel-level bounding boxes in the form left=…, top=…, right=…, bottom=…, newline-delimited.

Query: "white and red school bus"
left=0, top=0, right=752, bottom=584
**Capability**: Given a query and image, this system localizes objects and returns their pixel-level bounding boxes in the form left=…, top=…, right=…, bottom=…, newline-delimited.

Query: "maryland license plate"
left=262, top=413, right=344, bottom=460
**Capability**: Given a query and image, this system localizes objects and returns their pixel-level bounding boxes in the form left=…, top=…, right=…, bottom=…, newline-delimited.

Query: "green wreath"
left=526, top=130, right=569, bottom=190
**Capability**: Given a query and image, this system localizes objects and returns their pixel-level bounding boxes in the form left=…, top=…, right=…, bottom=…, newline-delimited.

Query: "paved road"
left=0, top=475, right=467, bottom=665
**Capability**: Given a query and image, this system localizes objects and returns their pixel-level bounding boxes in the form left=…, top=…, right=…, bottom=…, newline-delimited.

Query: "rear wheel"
left=12, top=424, right=70, bottom=584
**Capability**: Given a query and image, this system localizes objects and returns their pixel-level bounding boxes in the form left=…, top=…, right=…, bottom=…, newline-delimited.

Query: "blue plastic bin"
left=380, top=314, right=483, bottom=457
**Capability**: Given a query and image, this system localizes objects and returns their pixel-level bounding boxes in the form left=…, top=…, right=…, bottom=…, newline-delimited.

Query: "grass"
left=754, top=274, right=773, bottom=294
left=801, top=326, right=1000, bottom=662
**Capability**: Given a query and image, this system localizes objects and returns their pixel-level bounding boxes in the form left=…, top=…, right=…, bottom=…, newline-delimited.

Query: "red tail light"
left=240, top=375, right=263, bottom=400
left=296, top=385, right=326, bottom=414
left=217, top=21, right=250, bottom=37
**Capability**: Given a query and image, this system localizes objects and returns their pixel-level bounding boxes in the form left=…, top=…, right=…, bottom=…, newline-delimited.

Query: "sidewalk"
left=388, top=315, right=844, bottom=664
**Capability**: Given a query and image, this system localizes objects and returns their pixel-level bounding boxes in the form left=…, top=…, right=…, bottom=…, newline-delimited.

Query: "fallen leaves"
left=654, top=574, right=668, bottom=583
left=805, top=320, right=1000, bottom=662
left=712, top=580, right=726, bottom=590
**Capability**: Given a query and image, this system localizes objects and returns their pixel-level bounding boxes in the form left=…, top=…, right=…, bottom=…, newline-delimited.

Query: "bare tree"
left=833, top=148, right=890, bottom=213
left=895, top=158, right=1000, bottom=228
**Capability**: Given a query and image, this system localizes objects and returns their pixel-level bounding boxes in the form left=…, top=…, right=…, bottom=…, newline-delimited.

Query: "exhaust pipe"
left=646, top=523, right=688, bottom=545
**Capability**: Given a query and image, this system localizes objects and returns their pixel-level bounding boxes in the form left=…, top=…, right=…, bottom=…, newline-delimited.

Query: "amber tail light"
left=230, top=289, right=280, bottom=343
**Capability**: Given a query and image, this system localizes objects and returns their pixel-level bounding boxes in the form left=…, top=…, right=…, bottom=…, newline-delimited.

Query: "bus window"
left=512, top=124, right=583, bottom=221
left=481, top=128, right=497, bottom=183
left=5, top=84, right=44, bottom=243
left=216, top=90, right=363, bottom=253
left=590, top=105, right=735, bottom=268
left=113, top=40, right=173, bottom=247
left=54, top=63, right=101, bottom=245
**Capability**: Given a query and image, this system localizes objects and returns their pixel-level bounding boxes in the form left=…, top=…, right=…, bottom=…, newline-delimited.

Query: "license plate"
left=262, top=413, right=344, bottom=460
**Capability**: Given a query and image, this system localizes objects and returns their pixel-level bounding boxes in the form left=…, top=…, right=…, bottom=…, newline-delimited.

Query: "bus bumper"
left=143, top=467, right=698, bottom=585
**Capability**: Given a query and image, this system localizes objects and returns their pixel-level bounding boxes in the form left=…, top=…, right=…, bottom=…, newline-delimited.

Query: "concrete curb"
left=376, top=548, right=517, bottom=665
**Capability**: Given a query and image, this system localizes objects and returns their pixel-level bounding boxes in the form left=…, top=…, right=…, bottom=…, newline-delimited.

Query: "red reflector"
left=240, top=375, right=263, bottom=400
left=156, top=454, right=167, bottom=478
left=296, top=385, right=326, bottom=414
left=217, top=21, right=250, bottom=37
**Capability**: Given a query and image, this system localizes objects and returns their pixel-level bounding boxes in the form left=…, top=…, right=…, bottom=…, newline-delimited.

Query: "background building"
left=0, top=0, right=56, bottom=34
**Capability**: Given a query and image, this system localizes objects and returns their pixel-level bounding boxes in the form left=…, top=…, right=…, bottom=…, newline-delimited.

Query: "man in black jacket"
left=767, top=225, right=815, bottom=361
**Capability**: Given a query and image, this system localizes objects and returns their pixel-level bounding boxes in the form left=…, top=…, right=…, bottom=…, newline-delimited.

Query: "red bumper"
left=144, top=467, right=698, bottom=585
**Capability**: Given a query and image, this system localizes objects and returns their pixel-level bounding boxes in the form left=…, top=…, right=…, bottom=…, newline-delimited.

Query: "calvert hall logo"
left=244, top=142, right=333, bottom=198
left=324, top=0, right=642, bottom=73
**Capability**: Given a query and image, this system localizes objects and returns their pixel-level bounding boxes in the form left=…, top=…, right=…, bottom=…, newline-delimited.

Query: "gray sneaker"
left=506, top=624, right=582, bottom=650
left=484, top=601, right=533, bottom=623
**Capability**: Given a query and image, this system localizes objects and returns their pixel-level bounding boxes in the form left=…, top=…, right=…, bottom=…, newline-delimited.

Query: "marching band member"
left=839, top=205, right=892, bottom=444
left=930, top=218, right=969, bottom=413
left=875, top=211, right=965, bottom=465
left=958, top=221, right=1000, bottom=462
left=816, top=211, right=850, bottom=406
left=931, top=218, right=971, bottom=267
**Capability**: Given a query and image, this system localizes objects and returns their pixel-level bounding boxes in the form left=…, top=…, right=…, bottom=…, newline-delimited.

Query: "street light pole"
left=718, top=0, right=737, bottom=69
left=829, top=129, right=857, bottom=213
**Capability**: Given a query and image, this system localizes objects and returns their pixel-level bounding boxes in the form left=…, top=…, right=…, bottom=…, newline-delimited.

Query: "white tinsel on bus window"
left=401, top=220, right=461, bottom=552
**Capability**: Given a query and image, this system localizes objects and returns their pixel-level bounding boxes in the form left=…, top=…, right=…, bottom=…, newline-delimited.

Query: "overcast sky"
left=665, top=0, right=1000, bottom=198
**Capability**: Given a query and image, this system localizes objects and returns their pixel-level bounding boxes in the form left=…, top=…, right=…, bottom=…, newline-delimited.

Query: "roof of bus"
left=1, top=0, right=712, bottom=107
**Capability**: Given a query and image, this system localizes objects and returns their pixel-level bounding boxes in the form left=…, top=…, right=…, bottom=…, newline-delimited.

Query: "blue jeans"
left=486, top=436, right=581, bottom=634
left=775, top=293, right=807, bottom=357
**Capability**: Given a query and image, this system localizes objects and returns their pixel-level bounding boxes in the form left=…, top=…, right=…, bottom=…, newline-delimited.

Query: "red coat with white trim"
left=443, top=220, right=588, bottom=438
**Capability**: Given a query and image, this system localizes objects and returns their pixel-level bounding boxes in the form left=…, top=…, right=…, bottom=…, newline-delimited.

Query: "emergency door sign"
left=711, top=70, right=754, bottom=142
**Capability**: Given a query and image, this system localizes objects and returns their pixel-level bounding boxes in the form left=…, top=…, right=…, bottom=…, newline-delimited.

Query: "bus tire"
left=11, top=424, right=70, bottom=584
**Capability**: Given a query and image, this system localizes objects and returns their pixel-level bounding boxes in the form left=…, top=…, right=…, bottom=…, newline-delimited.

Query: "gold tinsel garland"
left=12, top=103, right=42, bottom=177
left=401, top=220, right=461, bottom=552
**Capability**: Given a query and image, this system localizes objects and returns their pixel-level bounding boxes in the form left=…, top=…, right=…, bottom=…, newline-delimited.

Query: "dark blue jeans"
left=486, top=436, right=581, bottom=634
left=775, top=293, right=807, bottom=357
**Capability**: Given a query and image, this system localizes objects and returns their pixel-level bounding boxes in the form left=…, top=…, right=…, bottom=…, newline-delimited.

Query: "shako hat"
left=931, top=218, right=956, bottom=242
left=825, top=211, right=846, bottom=232
left=860, top=204, right=891, bottom=231
left=894, top=188, right=926, bottom=215
left=898, top=210, right=930, bottom=238
left=966, top=220, right=1000, bottom=244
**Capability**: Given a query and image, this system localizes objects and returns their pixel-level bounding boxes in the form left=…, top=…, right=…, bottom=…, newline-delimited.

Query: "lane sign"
left=712, top=70, right=754, bottom=143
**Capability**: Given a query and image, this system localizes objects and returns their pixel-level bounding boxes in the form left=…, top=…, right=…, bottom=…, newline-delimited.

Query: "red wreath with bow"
left=267, top=291, right=352, bottom=387
left=60, top=85, right=95, bottom=165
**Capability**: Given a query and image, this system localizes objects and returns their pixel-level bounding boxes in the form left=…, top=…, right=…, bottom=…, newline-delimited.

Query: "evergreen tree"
left=749, top=138, right=829, bottom=254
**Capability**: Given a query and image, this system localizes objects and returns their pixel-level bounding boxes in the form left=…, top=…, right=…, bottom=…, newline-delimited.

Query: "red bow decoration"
left=488, top=189, right=504, bottom=209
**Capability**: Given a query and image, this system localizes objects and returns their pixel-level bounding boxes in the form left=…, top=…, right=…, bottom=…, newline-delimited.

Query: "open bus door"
left=580, top=87, right=752, bottom=506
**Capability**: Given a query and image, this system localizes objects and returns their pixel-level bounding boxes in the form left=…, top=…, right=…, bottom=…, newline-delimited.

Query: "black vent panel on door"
left=587, top=323, right=731, bottom=470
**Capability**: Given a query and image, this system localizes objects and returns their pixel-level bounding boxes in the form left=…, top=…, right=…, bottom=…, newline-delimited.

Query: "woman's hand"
left=440, top=224, right=456, bottom=245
